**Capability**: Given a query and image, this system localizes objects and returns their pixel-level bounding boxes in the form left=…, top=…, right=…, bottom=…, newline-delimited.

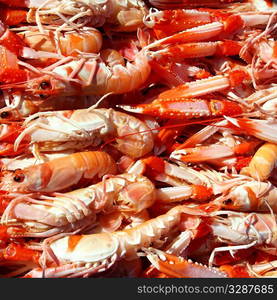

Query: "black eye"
left=223, top=199, right=233, bottom=205
left=39, top=94, right=49, bottom=99
left=0, top=111, right=10, bottom=118
left=40, top=81, right=51, bottom=90
left=13, top=173, right=25, bottom=183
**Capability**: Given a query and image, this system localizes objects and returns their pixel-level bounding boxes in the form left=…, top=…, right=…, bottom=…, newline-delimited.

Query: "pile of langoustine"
left=0, top=0, right=276, bottom=278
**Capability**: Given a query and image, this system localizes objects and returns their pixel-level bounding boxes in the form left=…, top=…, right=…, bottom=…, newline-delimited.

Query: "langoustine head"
left=24, top=74, right=70, bottom=100
left=0, top=167, right=45, bottom=193
left=0, top=74, right=69, bottom=100
left=0, top=156, right=72, bottom=193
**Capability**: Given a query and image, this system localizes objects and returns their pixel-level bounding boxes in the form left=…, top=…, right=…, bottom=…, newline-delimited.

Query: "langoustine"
left=21, top=205, right=227, bottom=278
left=0, top=170, right=225, bottom=238
left=0, top=173, right=156, bottom=237
left=0, top=48, right=151, bottom=98
left=0, top=0, right=148, bottom=31
left=0, top=108, right=155, bottom=159
left=0, top=151, right=117, bottom=193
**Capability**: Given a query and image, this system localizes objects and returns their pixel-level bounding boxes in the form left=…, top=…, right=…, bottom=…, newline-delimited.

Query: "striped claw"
left=144, top=9, right=213, bottom=38
left=153, top=40, right=243, bottom=60
left=171, top=140, right=260, bottom=164
left=145, top=9, right=273, bottom=46
left=119, top=98, right=243, bottom=120
left=148, top=0, right=241, bottom=9
left=146, top=22, right=225, bottom=49
left=145, top=249, right=228, bottom=278
left=148, top=72, right=250, bottom=100
left=146, top=7, right=274, bottom=39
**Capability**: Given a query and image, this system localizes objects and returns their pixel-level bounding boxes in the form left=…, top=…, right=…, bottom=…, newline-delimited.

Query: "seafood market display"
left=0, top=0, right=276, bottom=278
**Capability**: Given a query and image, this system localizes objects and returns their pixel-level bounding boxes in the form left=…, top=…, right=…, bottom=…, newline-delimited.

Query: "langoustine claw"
left=144, top=248, right=228, bottom=278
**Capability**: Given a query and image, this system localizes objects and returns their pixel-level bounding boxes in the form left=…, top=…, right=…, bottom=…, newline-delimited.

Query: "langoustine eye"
left=0, top=111, right=10, bottom=119
left=13, top=172, right=25, bottom=183
left=39, top=81, right=51, bottom=90
left=223, top=199, right=233, bottom=205
left=38, top=81, right=52, bottom=99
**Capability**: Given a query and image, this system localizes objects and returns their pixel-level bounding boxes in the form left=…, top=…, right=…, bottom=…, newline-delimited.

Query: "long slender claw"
left=156, top=186, right=194, bottom=202
left=119, top=98, right=243, bottom=120
left=146, top=249, right=228, bottom=278
left=23, top=261, right=108, bottom=278
left=145, top=9, right=212, bottom=35
left=149, top=0, right=240, bottom=9
left=146, top=8, right=273, bottom=40
left=157, top=76, right=231, bottom=99
left=156, top=70, right=250, bottom=100
left=176, top=123, right=221, bottom=149
left=153, top=40, right=243, bottom=60
left=171, top=144, right=235, bottom=163
left=146, top=22, right=224, bottom=49
left=118, top=100, right=211, bottom=118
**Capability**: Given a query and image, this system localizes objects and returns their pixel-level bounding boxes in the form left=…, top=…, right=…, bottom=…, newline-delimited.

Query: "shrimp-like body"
left=14, top=49, right=151, bottom=98
left=148, top=0, right=245, bottom=9
left=23, top=205, right=211, bottom=278
left=12, top=108, right=154, bottom=159
left=0, top=173, right=156, bottom=237
left=0, top=151, right=74, bottom=170
left=0, top=93, right=99, bottom=120
left=17, top=27, right=103, bottom=56
left=0, top=151, right=117, bottom=193
left=0, top=0, right=148, bottom=31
